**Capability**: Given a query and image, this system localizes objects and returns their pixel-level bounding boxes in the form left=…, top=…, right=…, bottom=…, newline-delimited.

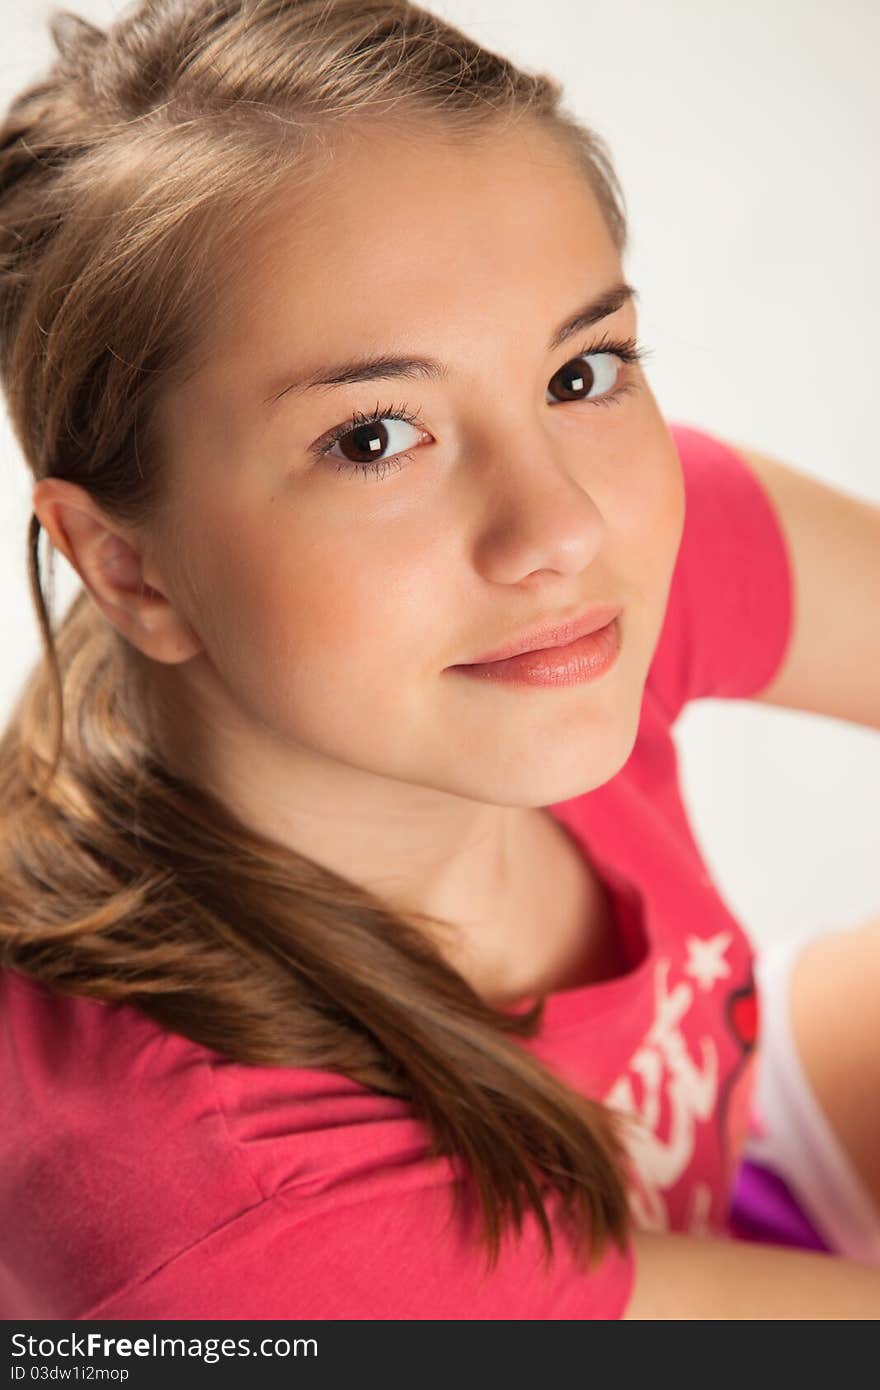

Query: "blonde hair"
left=0, top=0, right=633, bottom=1277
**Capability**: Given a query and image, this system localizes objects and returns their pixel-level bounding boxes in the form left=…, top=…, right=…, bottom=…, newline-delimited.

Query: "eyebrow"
left=262, top=280, right=638, bottom=406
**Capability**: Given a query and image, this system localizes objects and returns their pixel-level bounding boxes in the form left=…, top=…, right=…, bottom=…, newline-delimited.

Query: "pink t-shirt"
left=0, top=421, right=794, bottom=1320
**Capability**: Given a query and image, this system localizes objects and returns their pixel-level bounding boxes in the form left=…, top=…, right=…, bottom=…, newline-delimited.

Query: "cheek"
left=601, top=430, right=685, bottom=606
left=591, top=430, right=685, bottom=696
left=630, top=439, right=685, bottom=560
left=191, top=503, right=439, bottom=705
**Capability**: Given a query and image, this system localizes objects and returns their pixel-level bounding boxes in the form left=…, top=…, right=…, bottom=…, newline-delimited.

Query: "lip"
left=455, top=602, right=623, bottom=666
left=448, top=611, right=623, bottom=688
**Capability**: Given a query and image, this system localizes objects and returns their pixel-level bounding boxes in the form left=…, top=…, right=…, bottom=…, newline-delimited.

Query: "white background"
left=1, top=0, right=877, bottom=946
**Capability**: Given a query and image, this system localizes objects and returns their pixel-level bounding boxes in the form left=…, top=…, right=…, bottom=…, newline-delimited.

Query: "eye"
left=312, top=335, right=649, bottom=480
left=546, top=349, right=625, bottom=406
left=320, top=404, right=427, bottom=473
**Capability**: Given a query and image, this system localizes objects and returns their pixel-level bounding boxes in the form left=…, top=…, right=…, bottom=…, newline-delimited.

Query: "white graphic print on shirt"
left=604, top=932, right=736, bottom=1235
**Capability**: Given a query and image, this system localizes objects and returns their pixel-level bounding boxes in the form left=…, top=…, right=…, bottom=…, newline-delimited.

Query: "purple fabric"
left=728, top=1158, right=832, bottom=1254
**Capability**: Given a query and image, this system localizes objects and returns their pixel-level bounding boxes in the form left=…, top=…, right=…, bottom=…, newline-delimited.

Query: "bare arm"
left=623, top=1230, right=880, bottom=1319
left=787, top=914, right=880, bottom=1212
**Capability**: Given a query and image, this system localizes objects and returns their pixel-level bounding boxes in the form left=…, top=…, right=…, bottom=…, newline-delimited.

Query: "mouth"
left=448, top=612, right=623, bottom=689
left=456, top=602, right=623, bottom=666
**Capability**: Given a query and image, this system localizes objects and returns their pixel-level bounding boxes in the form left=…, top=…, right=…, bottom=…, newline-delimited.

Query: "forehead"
left=216, top=118, right=619, bottom=348
left=156, top=118, right=624, bottom=454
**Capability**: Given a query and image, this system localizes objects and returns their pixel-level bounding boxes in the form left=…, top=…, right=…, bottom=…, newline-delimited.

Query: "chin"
left=466, top=710, right=642, bottom=810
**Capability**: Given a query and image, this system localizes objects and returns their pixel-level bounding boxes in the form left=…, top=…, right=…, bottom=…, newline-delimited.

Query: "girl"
left=0, top=0, right=878, bottom=1320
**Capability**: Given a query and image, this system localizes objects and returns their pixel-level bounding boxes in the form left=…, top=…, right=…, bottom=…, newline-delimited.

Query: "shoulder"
left=645, top=420, right=795, bottom=720
left=0, top=970, right=262, bottom=1316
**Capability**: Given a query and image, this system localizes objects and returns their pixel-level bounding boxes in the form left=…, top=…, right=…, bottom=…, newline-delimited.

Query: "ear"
left=31, top=477, right=203, bottom=665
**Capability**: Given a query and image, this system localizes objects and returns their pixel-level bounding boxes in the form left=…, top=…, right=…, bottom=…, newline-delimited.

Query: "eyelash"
left=313, top=333, right=651, bottom=481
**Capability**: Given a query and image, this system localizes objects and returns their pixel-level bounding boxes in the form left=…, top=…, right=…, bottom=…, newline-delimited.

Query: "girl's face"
left=151, top=118, right=685, bottom=816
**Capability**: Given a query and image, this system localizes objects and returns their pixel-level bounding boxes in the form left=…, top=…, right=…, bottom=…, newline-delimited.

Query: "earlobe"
left=30, top=477, right=203, bottom=666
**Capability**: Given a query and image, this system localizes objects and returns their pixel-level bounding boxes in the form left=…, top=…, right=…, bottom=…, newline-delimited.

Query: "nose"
left=468, top=425, right=606, bottom=585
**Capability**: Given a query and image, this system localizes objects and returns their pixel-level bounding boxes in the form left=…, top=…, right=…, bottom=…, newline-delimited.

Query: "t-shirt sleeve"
left=647, top=421, right=794, bottom=722
left=85, top=1181, right=635, bottom=1320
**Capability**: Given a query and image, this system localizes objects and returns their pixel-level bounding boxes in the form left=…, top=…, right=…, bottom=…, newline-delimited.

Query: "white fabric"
left=746, top=921, right=880, bottom=1264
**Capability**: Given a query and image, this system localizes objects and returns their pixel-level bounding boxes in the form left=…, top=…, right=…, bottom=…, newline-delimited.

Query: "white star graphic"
left=684, top=931, right=732, bottom=992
